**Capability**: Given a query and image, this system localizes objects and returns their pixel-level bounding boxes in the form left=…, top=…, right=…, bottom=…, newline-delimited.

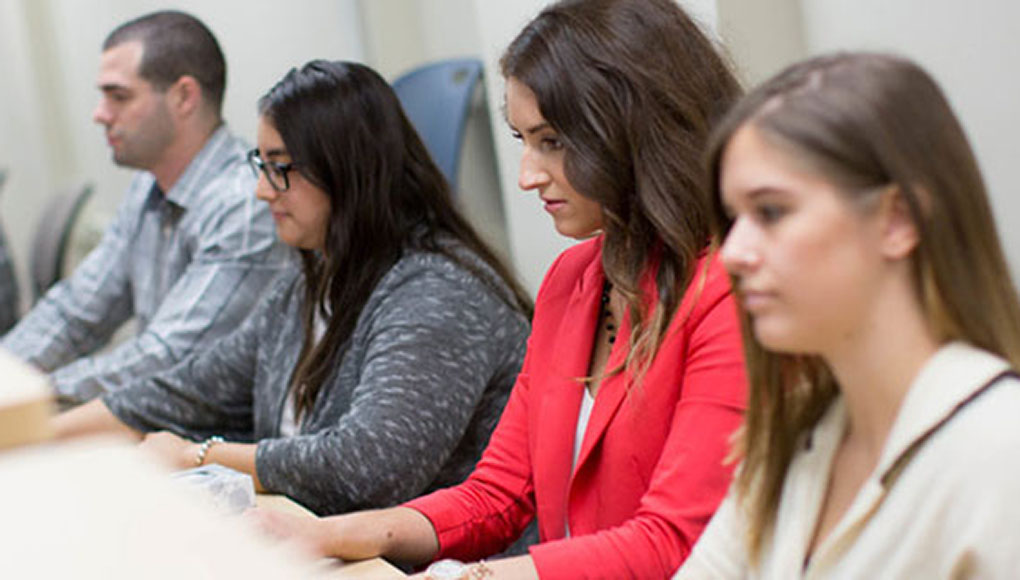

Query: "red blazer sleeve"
left=407, top=246, right=747, bottom=578
left=402, top=248, right=580, bottom=558
left=530, top=260, right=746, bottom=578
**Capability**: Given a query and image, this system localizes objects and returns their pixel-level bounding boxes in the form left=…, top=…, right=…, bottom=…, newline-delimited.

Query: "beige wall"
left=800, top=0, right=1020, bottom=282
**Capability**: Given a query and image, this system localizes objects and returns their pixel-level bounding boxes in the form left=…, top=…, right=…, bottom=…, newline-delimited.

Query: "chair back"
left=0, top=170, right=19, bottom=332
left=30, top=183, right=94, bottom=301
left=392, top=58, right=484, bottom=190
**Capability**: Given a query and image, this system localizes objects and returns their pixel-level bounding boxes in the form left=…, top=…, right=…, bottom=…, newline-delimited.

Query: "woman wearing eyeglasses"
left=52, top=60, right=533, bottom=517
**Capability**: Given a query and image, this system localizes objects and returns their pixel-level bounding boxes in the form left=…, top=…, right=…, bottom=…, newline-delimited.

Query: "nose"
left=517, top=148, right=550, bottom=192
left=720, top=217, right=761, bottom=275
left=254, top=173, right=277, bottom=203
left=93, top=99, right=111, bottom=126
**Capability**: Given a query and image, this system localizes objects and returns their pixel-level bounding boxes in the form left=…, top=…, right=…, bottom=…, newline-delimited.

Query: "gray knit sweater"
left=103, top=246, right=530, bottom=515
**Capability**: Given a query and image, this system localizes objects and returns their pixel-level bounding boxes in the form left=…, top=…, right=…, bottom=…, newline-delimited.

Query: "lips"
left=542, top=198, right=566, bottom=213
left=738, top=289, right=777, bottom=313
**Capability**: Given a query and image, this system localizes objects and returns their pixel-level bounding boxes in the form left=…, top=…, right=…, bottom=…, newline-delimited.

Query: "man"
left=2, top=11, right=289, bottom=405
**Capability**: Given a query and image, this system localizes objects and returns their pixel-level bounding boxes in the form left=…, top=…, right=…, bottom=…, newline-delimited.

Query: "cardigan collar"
left=875, top=341, right=1012, bottom=485
left=787, top=341, right=1012, bottom=575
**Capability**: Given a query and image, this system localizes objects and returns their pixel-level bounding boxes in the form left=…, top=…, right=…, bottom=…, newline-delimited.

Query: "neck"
left=822, top=276, right=940, bottom=457
left=150, top=119, right=220, bottom=192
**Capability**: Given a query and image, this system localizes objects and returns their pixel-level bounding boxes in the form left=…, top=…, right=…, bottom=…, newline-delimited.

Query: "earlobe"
left=880, top=186, right=920, bottom=259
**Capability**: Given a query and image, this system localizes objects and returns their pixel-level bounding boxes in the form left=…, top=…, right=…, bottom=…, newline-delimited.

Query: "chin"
left=554, top=222, right=599, bottom=240
left=751, top=321, right=808, bottom=354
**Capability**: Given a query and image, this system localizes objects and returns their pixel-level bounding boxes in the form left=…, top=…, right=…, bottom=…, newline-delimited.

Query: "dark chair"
left=0, top=169, right=19, bottom=332
left=392, top=58, right=484, bottom=190
left=30, top=183, right=94, bottom=301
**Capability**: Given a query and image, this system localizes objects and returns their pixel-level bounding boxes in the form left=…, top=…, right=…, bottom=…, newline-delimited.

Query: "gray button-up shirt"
left=2, top=125, right=291, bottom=404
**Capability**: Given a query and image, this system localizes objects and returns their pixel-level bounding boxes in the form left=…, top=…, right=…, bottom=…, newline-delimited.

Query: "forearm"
left=314, top=506, right=440, bottom=564
left=52, top=399, right=142, bottom=441
left=203, top=442, right=265, bottom=491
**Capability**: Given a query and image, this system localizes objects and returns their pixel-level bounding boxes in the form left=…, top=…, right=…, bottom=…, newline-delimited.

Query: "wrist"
left=311, top=516, right=339, bottom=557
left=194, top=435, right=224, bottom=466
left=426, top=560, right=493, bottom=580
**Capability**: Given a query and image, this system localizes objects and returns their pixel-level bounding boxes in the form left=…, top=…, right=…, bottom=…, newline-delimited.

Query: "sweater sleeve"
left=99, top=277, right=284, bottom=443
left=255, top=259, right=524, bottom=515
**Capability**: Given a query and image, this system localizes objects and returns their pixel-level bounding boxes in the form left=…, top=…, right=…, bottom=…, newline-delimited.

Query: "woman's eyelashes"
left=754, top=202, right=787, bottom=224
left=539, top=135, right=564, bottom=152
left=508, top=129, right=564, bottom=152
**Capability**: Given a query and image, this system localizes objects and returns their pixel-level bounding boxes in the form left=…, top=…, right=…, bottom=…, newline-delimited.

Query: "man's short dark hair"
left=103, top=10, right=226, bottom=115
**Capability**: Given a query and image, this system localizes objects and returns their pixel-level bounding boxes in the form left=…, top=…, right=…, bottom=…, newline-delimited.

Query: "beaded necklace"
left=601, top=280, right=617, bottom=345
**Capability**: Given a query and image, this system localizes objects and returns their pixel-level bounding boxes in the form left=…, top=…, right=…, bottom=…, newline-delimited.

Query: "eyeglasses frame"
left=246, top=148, right=298, bottom=193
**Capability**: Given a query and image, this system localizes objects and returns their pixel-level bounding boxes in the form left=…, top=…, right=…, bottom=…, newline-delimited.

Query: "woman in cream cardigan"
left=676, top=53, right=1020, bottom=578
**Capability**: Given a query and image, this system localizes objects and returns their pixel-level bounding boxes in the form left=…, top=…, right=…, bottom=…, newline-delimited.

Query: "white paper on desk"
left=173, top=463, right=256, bottom=514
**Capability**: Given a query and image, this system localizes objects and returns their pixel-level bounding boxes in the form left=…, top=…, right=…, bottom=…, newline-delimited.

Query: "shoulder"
left=891, top=363, right=1020, bottom=523
left=657, top=250, right=738, bottom=342
left=246, top=266, right=303, bottom=322
left=884, top=372, right=1020, bottom=563
left=930, top=372, right=1020, bottom=476
left=117, top=173, right=158, bottom=214
left=542, top=237, right=601, bottom=286
left=264, top=266, right=304, bottom=302
left=369, top=246, right=525, bottom=323
left=682, top=251, right=736, bottom=317
left=532, top=237, right=602, bottom=308
left=187, top=131, right=259, bottom=216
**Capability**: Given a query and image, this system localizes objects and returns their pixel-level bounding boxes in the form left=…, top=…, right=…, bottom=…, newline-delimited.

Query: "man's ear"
left=879, top=185, right=920, bottom=260
left=167, top=75, right=202, bottom=119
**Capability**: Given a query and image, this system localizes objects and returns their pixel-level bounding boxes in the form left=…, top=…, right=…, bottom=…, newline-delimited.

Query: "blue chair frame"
left=392, top=58, right=484, bottom=190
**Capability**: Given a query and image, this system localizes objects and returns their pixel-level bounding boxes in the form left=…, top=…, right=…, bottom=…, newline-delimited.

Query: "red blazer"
left=405, top=237, right=746, bottom=578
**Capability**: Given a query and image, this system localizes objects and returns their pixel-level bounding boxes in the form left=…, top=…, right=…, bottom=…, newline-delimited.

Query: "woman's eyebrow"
left=522, top=121, right=552, bottom=135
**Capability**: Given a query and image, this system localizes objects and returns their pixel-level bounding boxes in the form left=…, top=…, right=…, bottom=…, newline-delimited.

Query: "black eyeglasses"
left=247, top=148, right=298, bottom=193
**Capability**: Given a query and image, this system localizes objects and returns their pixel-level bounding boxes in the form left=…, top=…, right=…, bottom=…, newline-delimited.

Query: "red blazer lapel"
left=570, top=307, right=631, bottom=484
left=532, top=251, right=604, bottom=539
left=571, top=259, right=659, bottom=495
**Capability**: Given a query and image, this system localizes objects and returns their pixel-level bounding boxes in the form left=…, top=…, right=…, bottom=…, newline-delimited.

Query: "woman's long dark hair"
left=259, top=60, right=532, bottom=417
left=502, top=0, right=740, bottom=377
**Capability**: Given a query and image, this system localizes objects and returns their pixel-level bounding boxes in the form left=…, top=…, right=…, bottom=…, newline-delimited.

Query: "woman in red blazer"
left=255, top=1, right=746, bottom=577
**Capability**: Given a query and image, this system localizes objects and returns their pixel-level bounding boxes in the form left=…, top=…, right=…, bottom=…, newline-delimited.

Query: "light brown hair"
left=705, top=52, right=1020, bottom=559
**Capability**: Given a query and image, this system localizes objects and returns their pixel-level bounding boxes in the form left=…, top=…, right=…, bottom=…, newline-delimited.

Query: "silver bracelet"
left=425, top=559, right=493, bottom=580
left=195, top=436, right=224, bottom=466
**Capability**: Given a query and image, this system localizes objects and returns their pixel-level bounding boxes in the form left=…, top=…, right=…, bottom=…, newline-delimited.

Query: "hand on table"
left=138, top=430, right=199, bottom=470
left=246, top=507, right=330, bottom=557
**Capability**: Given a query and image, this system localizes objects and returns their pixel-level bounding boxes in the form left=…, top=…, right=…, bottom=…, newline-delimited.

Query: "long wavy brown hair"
left=501, top=0, right=741, bottom=377
left=705, top=52, right=1020, bottom=560
left=259, top=61, right=533, bottom=418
